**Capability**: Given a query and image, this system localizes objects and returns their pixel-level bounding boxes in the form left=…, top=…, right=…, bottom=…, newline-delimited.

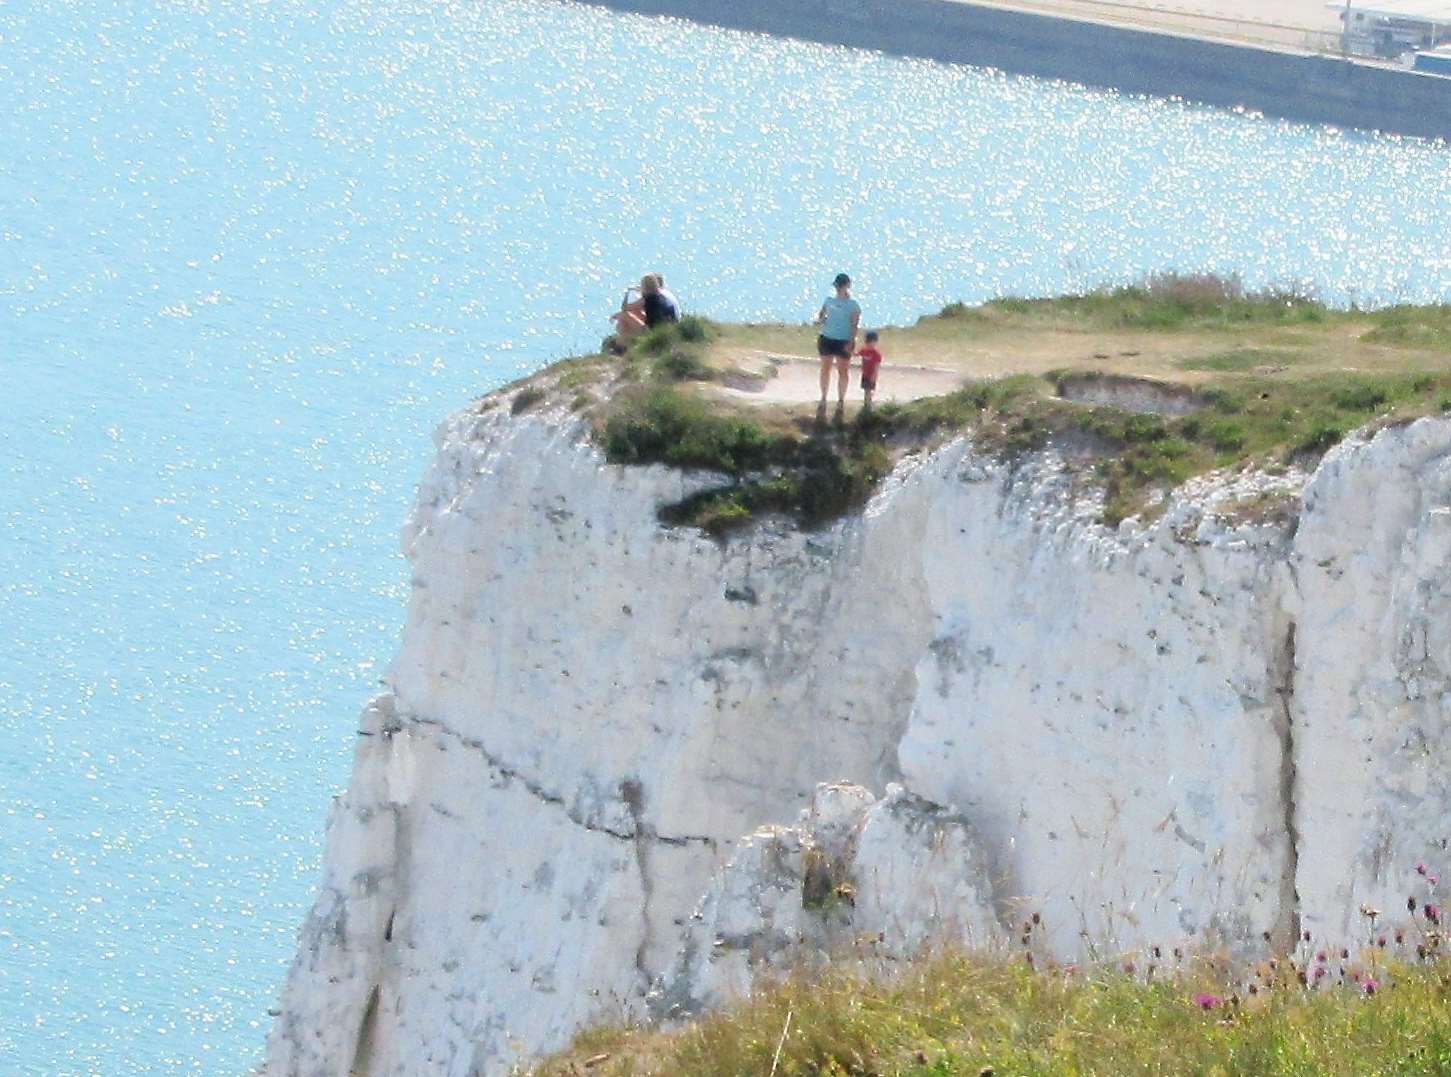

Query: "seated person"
left=640, top=273, right=678, bottom=329
left=609, top=274, right=677, bottom=350
left=654, top=273, right=682, bottom=321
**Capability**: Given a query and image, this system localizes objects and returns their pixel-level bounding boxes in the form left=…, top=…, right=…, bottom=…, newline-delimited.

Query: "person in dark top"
left=641, top=273, right=678, bottom=329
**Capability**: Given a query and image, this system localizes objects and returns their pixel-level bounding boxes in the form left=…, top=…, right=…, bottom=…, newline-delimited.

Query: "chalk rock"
left=263, top=394, right=1451, bottom=1076
left=656, top=782, right=1001, bottom=1017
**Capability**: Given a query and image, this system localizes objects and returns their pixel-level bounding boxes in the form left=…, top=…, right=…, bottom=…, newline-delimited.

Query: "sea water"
left=4, top=0, right=1450, bottom=1072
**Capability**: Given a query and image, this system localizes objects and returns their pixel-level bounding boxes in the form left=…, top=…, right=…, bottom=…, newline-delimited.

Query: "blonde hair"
left=640, top=274, right=661, bottom=296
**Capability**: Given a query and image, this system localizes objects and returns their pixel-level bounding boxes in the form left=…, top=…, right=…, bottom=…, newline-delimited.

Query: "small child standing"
left=857, top=330, right=884, bottom=409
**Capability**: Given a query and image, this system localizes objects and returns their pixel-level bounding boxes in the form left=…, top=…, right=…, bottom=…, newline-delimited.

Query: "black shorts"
left=861, top=373, right=877, bottom=391
left=817, top=335, right=851, bottom=359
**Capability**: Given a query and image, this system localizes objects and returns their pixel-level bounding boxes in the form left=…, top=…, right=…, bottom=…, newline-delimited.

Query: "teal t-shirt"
left=820, top=296, right=861, bottom=341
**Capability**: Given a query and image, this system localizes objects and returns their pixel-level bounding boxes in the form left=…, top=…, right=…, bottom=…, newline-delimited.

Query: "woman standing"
left=815, top=272, right=861, bottom=414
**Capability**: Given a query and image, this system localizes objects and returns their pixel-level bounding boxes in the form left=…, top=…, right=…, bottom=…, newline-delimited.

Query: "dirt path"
left=713, top=352, right=968, bottom=407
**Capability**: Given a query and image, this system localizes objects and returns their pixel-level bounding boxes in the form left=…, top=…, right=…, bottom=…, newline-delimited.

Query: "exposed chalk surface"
left=265, top=401, right=1451, bottom=1075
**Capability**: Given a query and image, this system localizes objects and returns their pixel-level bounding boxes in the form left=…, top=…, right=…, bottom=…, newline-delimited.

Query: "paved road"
left=955, top=0, right=1348, bottom=51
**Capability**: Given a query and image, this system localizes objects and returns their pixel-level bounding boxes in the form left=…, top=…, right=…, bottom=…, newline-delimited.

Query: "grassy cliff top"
left=501, top=276, right=1451, bottom=531
left=535, top=946, right=1451, bottom=1076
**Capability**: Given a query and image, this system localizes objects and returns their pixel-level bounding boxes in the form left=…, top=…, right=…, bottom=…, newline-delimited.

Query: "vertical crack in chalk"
left=619, top=778, right=654, bottom=988
left=349, top=984, right=381, bottom=1077
left=1273, top=621, right=1302, bottom=950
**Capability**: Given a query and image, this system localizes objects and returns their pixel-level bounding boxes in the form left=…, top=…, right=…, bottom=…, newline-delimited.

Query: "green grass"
left=982, top=273, right=1327, bottom=332
left=603, top=387, right=777, bottom=474
left=538, top=949, right=1451, bottom=1076
left=511, top=386, right=546, bottom=415
left=976, top=370, right=1451, bottom=525
left=1177, top=348, right=1306, bottom=373
left=503, top=282, right=1451, bottom=535
left=1362, top=305, right=1451, bottom=350
left=602, top=367, right=1451, bottom=533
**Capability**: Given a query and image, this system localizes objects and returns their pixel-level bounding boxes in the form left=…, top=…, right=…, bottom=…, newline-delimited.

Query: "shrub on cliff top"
left=603, top=387, right=774, bottom=474
left=987, top=273, right=1325, bottom=331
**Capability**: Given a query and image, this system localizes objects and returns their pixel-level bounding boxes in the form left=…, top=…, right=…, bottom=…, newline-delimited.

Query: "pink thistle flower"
left=1431, top=874, right=1441, bottom=887
left=1362, top=978, right=1379, bottom=995
left=1427, top=904, right=1442, bottom=924
left=1417, top=863, right=1429, bottom=876
left=1194, top=993, right=1222, bottom=1010
left=1313, top=966, right=1328, bottom=982
left=1316, top=950, right=1327, bottom=962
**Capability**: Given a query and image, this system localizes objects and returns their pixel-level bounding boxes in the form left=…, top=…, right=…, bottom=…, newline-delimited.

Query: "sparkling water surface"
left=4, top=0, right=1450, bottom=1071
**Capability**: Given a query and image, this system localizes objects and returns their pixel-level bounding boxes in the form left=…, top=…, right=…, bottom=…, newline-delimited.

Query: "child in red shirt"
left=857, top=330, right=884, bottom=409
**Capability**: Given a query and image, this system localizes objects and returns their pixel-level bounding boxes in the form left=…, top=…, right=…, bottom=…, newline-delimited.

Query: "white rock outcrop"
left=264, top=394, right=1451, bottom=1076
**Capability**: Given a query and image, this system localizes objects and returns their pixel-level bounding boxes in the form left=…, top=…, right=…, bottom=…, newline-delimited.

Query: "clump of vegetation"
left=1177, top=348, right=1305, bottom=373
left=632, top=315, right=715, bottom=357
left=511, top=386, right=547, bottom=415
left=651, top=378, right=1042, bottom=536
left=604, top=387, right=775, bottom=474
left=986, top=273, right=1326, bottom=332
left=1362, top=305, right=1451, bottom=350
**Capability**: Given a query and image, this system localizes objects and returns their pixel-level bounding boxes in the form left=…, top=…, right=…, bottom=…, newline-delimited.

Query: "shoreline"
left=581, top=0, right=1451, bottom=141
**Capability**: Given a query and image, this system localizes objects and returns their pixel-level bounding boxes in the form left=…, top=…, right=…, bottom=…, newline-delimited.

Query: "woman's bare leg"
left=818, top=357, right=833, bottom=405
left=611, top=302, right=647, bottom=343
left=835, top=358, right=850, bottom=405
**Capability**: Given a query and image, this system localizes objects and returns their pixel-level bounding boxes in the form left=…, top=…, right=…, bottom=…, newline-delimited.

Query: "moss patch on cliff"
left=539, top=947, right=1451, bottom=1076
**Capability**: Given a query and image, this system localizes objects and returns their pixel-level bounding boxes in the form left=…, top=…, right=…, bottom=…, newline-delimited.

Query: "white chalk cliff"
left=265, top=388, right=1451, bottom=1076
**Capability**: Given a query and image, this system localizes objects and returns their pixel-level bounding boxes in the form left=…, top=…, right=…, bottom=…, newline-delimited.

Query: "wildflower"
left=1428, top=904, right=1442, bottom=925
left=1341, top=948, right=1350, bottom=959
left=1302, top=929, right=1312, bottom=943
left=1152, top=945, right=1161, bottom=959
left=1173, top=947, right=1183, bottom=960
left=1297, top=969, right=1308, bottom=986
left=1362, top=977, right=1379, bottom=995
left=1314, top=965, right=1328, bottom=982
left=1410, top=896, right=1419, bottom=912
left=1032, top=912, right=1041, bottom=925
left=1123, top=961, right=1136, bottom=975
left=1248, top=984, right=1259, bottom=996
left=1395, top=931, right=1404, bottom=944
left=1432, top=874, right=1441, bottom=887
left=1316, top=950, right=1327, bottom=962
left=1262, top=930, right=1272, bottom=942
left=1417, top=862, right=1429, bottom=876
left=1194, top=993, right=1222, bottom=1010
left=1361, top=904, right=1381, bottom=921
left=1378, top=935, right=1388, bottom=948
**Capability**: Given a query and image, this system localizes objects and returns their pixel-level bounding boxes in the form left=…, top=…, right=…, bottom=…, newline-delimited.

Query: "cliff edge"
left=265, top=291, right=1451, bottom=1074
left=264, top=378, right=1451, bottom=1073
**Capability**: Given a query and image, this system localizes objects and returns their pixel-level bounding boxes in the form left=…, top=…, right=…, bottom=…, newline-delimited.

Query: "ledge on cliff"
left=492, top=278, right=1451, bottom=531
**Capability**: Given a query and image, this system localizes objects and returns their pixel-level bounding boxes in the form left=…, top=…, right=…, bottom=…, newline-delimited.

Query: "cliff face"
left=265, top=397, right=1451, bottom=1076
